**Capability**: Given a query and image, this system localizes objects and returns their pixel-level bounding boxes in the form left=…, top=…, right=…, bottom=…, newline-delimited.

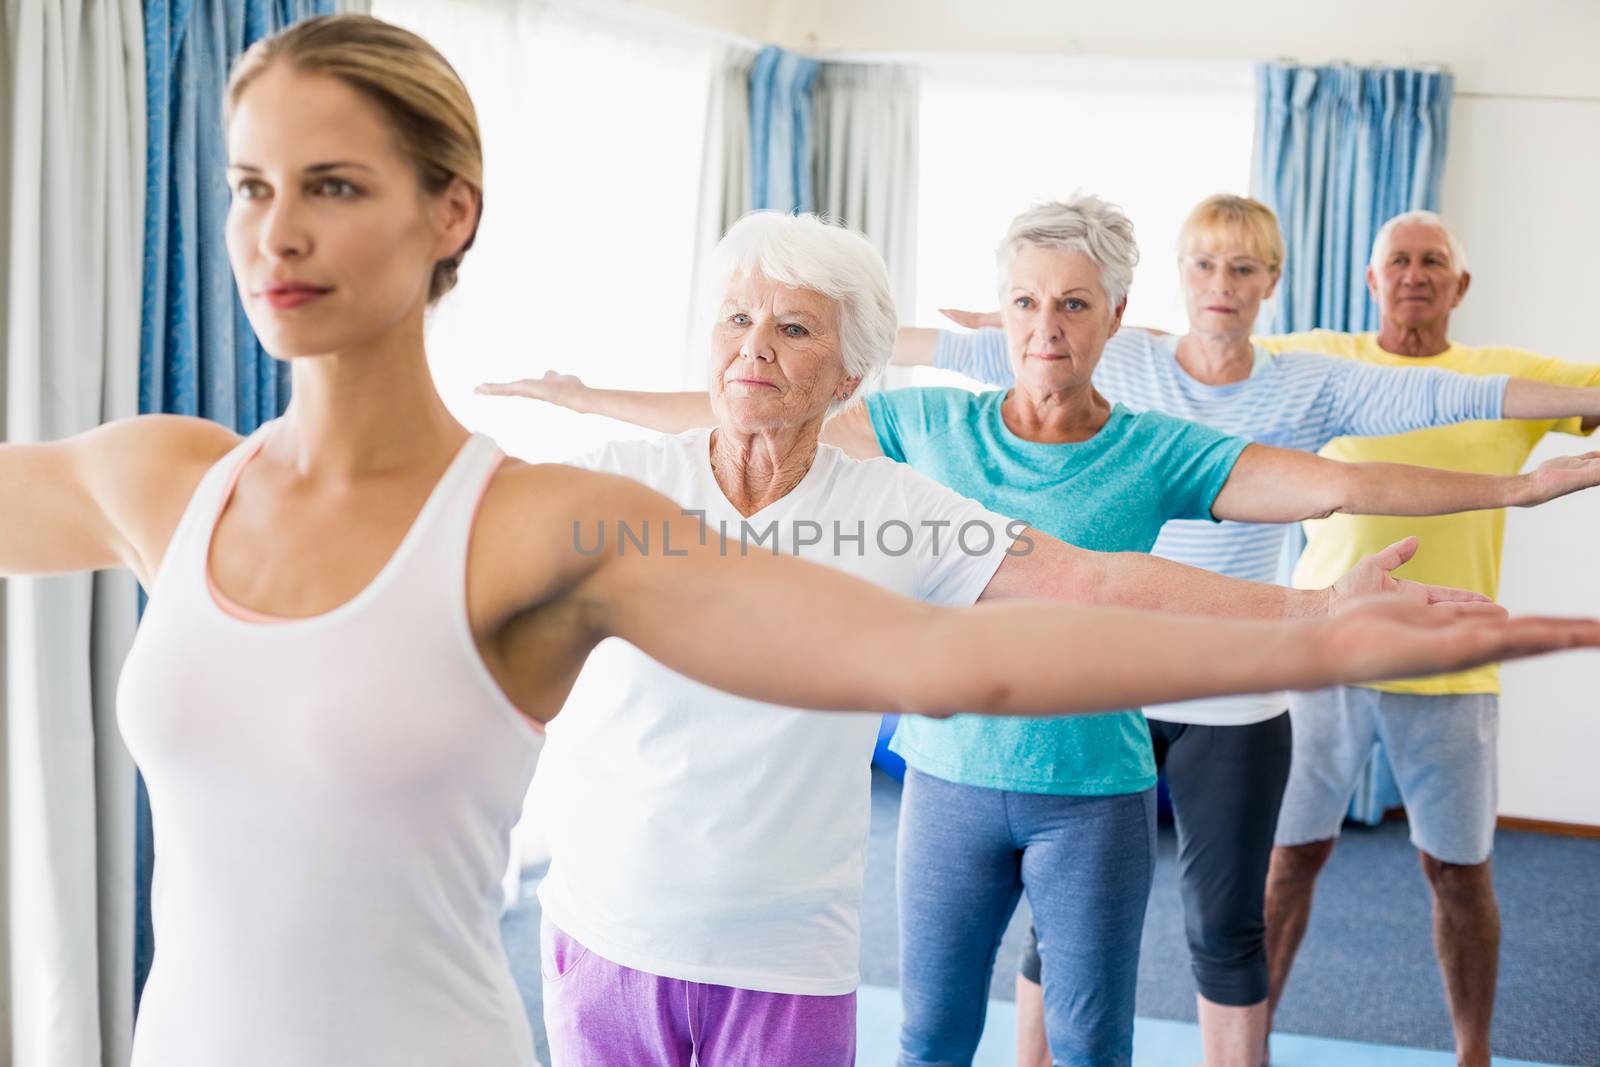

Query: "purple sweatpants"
left=540, top=918, right=857, bottom=1066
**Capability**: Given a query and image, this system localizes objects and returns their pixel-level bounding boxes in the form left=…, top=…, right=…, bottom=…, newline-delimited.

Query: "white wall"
left=762, top=0, right=1600, bottom=99
left=1444, top=95, right=1600, bottom=826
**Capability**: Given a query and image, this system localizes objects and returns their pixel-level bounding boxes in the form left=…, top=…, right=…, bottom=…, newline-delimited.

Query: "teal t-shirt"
left=867, top=387, right=1251, bottom=795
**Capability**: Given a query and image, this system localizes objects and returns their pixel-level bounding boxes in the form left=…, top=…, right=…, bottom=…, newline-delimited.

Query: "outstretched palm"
left=1527, top=451, right=1600, bottom=505
left=1326, top=595, right=1600, bottom=683
left=1328, top=536, right=1498, bottom=614
left=476, top=370, right=588, bottom=409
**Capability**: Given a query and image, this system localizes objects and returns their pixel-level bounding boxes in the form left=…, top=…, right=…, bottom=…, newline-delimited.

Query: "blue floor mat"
left=854, top=985, right=1558, bottom=1067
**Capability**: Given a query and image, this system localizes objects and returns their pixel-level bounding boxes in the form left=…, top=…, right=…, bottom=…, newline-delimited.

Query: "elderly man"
left=1259, top=210, right=1600, bottom=1067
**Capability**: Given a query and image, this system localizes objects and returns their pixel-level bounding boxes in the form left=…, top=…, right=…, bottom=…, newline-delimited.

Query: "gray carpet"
left=501, top=769, right=1600, bottom=1065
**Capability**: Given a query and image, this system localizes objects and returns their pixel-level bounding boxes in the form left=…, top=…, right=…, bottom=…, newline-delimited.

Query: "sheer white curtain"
left=689, top=46, right=757, bottom=356
left=374, top=0, right=718, bottom=462
left=913, top=58, right=1255, bottom=344
left=814, top=62, right=920, bottom=318
left=0, top=3, right=146, bottom=1065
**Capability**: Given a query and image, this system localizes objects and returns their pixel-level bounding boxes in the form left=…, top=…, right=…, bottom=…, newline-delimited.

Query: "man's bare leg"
left=1263, top=839, right=1336, bottom=1064
left=1419, top=852, right=1498, bottom=1067
left=1197, top=995, right=1270, bottom=1067
left=1015, top=973, right=1052, bottom=1067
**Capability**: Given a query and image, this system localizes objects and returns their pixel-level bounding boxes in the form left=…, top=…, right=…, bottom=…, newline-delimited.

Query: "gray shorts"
left=1274, top=686, right=1498, bottom=865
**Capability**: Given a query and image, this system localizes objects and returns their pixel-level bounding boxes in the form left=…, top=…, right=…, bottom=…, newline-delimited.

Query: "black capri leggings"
left=1020, top=711, right=1293, bottom=1006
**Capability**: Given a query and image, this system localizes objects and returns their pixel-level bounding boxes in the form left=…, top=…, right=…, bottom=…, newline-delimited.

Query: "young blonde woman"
left=6, top=19, right=1597, bottom=1066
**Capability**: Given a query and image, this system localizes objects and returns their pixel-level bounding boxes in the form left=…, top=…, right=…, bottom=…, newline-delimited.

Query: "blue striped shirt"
left=935, top=328, right=1509, bottom=725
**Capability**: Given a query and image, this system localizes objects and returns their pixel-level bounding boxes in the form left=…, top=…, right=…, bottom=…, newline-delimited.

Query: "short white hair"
left=996, top=196, right=1141, bottom=306
left=707, top=212, right=898, bottom=417
left=1369, top=210, right=1469, bottom=274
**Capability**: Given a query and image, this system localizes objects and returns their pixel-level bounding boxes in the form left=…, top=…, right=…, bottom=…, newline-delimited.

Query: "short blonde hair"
left=225, top=14, right=483, bottom=304
left=1177, top=194, right=1284, bottom=271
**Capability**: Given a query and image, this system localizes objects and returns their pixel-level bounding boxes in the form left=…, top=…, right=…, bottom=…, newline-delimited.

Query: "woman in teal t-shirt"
left=866, top=207, right=1250, bottom=1065
left=856, top=197, right=1554, bottom=1067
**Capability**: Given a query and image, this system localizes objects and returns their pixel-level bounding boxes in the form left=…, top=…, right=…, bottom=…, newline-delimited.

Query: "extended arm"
left=892, top=323, right=1015, bottom=387
left=981, top=530, right=1319, bottom=617
left=981, top=528, right=1485, bottom=619
left=0, top=416, right=237, bottom=586
left=1503, top=378, right=1600, bottom=432
left=564, top=475, right=1599, bottom=717
left=478, top=373, right=886, bottom=459
left=891, top=327, right=942, bottom=366
left=1210, top=443, right=1600, bottom=524
left=478, top=373, right=716, bottom=435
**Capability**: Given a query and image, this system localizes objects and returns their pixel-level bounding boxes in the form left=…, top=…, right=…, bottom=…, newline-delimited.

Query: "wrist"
left=1290, top=613, right=1345, bottom=688
left=1290, top=586, right=1333, bottom=619
left=566, top=386, right=596, bottom=415
left=1271, top=615, right=1340, bottom=689
left=1508, top=471, right=1538, bottom=508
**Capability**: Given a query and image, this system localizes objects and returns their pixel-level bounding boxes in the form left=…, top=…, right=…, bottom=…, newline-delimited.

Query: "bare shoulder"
left=77, top=414, right=241, bottom=476
left=82, top=415, right=242, bottom=524
left=57, top=415, right=243, bottom=586
left=469, top=458, right=680, bottom=624
left=479, top=457, right=662, bottom=522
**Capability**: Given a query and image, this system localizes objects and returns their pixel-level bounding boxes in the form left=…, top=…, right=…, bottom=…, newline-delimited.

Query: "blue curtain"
left=135, top=0, right=332, bottom=1011
left=749, top=46, right=818, bottom=213
left=1258, top=63, right=1453, bottom=825
left=1255, top=64, right=1453, bottom=334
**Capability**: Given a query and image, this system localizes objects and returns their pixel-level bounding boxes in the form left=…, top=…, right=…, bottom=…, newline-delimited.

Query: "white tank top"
left=118, top=423, right=542, bottom=1066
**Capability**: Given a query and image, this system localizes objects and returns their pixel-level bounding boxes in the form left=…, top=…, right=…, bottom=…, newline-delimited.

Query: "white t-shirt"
left=533, top=428, right=1015, bottom=995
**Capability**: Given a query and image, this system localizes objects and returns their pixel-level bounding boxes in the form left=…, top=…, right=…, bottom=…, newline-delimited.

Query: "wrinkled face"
left=709, top=273, right=857, bottom=434
left=1367, top=222, right=1470, bottom=333
left=224, top=65, right=473, bottom=359
left=1178, top=243, right=1279, bottom=334
left=1002, top=244, right=1123, bottom=393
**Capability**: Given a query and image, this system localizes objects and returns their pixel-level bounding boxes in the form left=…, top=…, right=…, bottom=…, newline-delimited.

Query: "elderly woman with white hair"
left=489, top=206, right=1600, bottom=1067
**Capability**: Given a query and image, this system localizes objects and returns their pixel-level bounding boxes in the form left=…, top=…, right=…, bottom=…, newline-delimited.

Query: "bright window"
left=374, top=0, right=716, bottom=461
left=911, top=58, right=1255, bottom=385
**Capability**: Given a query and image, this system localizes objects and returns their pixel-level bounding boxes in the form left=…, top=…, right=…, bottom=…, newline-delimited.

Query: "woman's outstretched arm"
left=478, top=374, right=887, bottom=459
left=521, top=468, right=1600, bottom=720
left=1211, top=443, right=1600, bottom=524
left=478, top=373, right=714, bottom=435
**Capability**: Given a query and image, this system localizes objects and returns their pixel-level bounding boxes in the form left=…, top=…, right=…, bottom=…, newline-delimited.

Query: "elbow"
left=896, top=677, right=1016, bottom=720
left=1320, top=471, right=1362, bottom=518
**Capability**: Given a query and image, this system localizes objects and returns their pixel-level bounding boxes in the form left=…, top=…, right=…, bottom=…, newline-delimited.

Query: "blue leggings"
left=896, top=768, right=1156, bottom=1067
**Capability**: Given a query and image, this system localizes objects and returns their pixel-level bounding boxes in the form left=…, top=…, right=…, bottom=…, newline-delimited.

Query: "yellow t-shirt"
left=1261, top=330, right=1600, bottom=694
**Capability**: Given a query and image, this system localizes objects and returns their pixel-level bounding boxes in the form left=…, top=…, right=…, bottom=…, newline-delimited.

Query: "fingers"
left=938, top=308, right=997, bottom=328
left=1425, top=600, right=1509, bottom=620
left=1369, top=535, right=1420, bottom=572
left=1400, top=579, right=1495, bottom=606
left=1469, top=616, right=1600, bottom=663
left=475, top=381, right=531, bottom=397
